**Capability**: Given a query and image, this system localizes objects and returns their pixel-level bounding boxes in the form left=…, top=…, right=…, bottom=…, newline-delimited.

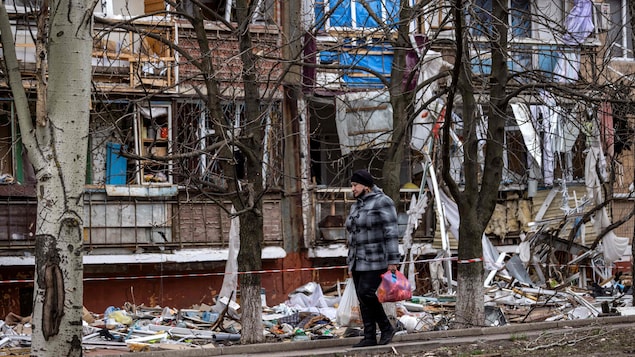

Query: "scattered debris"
left=0, top=249, right=632, bottom=355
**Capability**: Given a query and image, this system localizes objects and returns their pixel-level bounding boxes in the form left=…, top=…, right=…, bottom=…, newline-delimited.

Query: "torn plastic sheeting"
left=484, top=306, right=507, bottom=327
left=504, top=255, right=534, bottom=286
left=288, top=282, right=329, bottom=309
left=216, top=206, right=240, bottom=311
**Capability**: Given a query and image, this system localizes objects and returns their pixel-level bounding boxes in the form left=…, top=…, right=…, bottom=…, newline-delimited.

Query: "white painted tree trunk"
left=0, top=1, right=93, bottom=355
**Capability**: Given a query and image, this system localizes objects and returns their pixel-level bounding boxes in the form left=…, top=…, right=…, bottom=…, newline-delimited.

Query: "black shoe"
left=378, top=328, right=395, bottom=345
left=353, top=338, right=377, bottom=348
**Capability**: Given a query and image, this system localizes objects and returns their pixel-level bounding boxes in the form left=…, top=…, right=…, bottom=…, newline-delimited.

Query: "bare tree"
left=92, top=0, right=294, bottom=343
left=0, top=0, right=95, bottom=355
left=629, top=0, right=635, bottom=308
left=312, top=0, right=635, bottom=328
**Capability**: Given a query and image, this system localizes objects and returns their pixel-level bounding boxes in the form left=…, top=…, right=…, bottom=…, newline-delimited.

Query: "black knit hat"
left=351, top=169, right=374, bottom=187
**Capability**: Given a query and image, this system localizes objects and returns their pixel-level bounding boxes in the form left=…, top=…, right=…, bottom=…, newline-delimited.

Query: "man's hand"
left=388, top=264, right=398, bottom=272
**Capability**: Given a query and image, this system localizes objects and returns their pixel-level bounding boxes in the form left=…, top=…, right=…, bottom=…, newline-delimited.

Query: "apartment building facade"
left=0, top=0, right=634, bottom=317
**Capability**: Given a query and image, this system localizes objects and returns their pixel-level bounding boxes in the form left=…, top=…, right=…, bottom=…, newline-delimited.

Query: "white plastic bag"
left=336, top=278, right=362, bottom=326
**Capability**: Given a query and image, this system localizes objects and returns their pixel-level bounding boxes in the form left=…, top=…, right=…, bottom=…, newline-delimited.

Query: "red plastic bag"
left=377, top=270, right=412, bottom=303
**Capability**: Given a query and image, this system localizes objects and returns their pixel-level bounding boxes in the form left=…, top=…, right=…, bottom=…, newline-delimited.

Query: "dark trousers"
left=352, top=269, right=392, bottom=340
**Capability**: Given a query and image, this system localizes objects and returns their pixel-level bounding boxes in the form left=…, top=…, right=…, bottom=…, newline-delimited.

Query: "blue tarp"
left=340, top=44, right=392, bottom=87
left=318, top=44, right=393, bottom=88
left=314, top=0, right=401, bottom=87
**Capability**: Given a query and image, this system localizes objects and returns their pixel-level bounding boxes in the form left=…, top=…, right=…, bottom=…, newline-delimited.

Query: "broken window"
left=171, top=100, right=228, bottom=188
left=92, top=24, right=174, bottom=89
left=315, top=0, right=400, bottom=31
left=97, top=102, right=173, bottom=186
left=0, top=101, right=35, bottom=185
left=171, top=100, right=282, bottom=189
left=0, top=102, right=14, bottom=184
left=136, top=104, right=173, bottom=185
left=469, top=0, right=531, bottom=38
left=174, top=0, right=276, bottom=24
left=606, top=0, right=634, bottom=59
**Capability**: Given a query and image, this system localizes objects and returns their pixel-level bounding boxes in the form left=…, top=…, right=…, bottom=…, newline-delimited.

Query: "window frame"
left=135, top=103, right=173, bottom=185
left=468, top=0, right=532, bottom=40
left=607, top=0, right=634, bottom=60
left=316, top=0, right=403, bottom=31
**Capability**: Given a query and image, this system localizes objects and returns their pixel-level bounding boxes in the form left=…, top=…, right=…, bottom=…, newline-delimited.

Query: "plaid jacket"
left=346, top=186, right=400, bottom=272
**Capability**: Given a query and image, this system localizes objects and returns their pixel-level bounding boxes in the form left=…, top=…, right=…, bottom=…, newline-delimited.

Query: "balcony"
left=92, top=26, right=175, bottom=91
left=313, top=187, right=433, bottom=246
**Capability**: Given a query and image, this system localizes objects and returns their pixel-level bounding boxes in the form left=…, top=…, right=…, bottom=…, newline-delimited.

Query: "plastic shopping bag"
left=377, top=269, right=412, bottom=303
left=336, top=278, right=362, bottom=326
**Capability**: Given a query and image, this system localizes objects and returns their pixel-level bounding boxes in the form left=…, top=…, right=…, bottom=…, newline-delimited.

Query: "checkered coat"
left=346, top=186, right=400, bottom=272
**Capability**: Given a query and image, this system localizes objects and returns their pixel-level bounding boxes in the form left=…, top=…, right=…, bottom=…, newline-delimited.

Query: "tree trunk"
left=281, top=0, right=305, bottom=255
left=383, top=0, right=415, bottom=202
left=443, top=0, right=507, bottom=328
left=455, top=207, right=485, bottom=327
left=235, top=0, right=265, bottom=343
left=237, top=209, right=264, bottom=343
left=29, top=1, right=92, bottom=355
left=176, top=0, right=268, bottom=342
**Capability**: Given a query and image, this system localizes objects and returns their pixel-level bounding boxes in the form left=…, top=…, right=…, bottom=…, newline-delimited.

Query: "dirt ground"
left=369, top=324, right=635, bottom=357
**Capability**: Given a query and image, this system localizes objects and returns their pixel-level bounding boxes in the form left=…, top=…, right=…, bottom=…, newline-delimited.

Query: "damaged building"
left=0, top=0, right=634, bottom=331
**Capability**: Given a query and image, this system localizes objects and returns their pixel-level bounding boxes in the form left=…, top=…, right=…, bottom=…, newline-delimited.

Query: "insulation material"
left=506, top=201, right=520, bottom=233
left=485, top=203, right=508, bottom=239
left=485, top=199, right=532, bottom=241
left=517, top=199, right=533, bottom=231
left=335, top=91, right=393, bottom=155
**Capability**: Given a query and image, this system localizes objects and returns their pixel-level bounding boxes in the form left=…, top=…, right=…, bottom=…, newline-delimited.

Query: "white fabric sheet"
left=335, top=91, right=393, bottom=155
left=511, top=103, right=542, bottom=180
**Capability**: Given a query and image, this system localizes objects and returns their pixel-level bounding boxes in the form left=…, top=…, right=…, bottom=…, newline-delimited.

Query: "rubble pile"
left=0, top=265, right=632, bottom=355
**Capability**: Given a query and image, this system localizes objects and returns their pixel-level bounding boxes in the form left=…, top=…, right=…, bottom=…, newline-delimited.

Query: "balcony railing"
left=313, top=187, right=432, bottom=245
